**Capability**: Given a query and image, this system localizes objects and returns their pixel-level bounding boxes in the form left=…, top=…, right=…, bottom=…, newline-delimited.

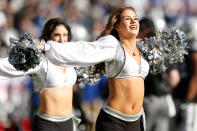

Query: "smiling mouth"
left=129, top=25, right=137, bottom=30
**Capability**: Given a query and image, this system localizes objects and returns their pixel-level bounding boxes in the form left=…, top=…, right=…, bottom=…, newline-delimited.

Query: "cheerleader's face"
left=116, top=9, right=139, bottom=38
left=50, top=24, right=69, bottom=42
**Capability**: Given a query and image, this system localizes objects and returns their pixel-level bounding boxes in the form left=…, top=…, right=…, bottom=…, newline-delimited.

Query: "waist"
left=102, top=103, right=144, bottom=122
left=108, top=79, right=144, bottom=114
left=38, top=105, right=73, bottom=117
left=44, top=83, right=74, bottom=88
left=36, top=111, right=74, bottom=122
left=39, top=88, right=73, bottom=115
left=115, top=74, right=146, bottom=79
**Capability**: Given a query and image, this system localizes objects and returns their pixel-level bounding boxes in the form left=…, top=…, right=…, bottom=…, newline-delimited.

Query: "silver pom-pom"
left=75, top=66, right=105, bottom=85
left=138, top=27, right=189, bottom=75
left=8, top=32, right=42, bottom=72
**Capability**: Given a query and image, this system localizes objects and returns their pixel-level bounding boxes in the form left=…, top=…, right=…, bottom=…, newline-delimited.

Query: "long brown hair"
left=97, top=7, right=136, bottom=40
left=95, top=7, right=136, bottom=74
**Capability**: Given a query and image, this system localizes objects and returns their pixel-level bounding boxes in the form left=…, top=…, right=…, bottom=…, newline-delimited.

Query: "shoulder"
left=97, top=35, right=119, bottom=47
left=97, top=35, right=118, bottom=42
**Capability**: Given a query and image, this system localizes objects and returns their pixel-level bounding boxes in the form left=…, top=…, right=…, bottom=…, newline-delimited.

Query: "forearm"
left=0, top=58, right=26, bottom=79
left=0, top=58, right=40, bottom=79
left=187, top=76, right=197, bottom=101
left=187, top=52, right=197, bottom=100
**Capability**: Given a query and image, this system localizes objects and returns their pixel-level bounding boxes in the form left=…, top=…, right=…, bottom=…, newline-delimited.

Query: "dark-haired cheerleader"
left=0, top=18, right=80, bottom=131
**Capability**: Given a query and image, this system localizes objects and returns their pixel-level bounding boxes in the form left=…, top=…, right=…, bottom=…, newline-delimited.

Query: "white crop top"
left=115, top=52, right=149, bottom=79
left=0, top=58, right=77, bottom=89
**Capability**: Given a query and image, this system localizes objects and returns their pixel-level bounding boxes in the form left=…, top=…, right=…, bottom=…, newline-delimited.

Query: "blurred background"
left=0, top=0, right=197, bottom=131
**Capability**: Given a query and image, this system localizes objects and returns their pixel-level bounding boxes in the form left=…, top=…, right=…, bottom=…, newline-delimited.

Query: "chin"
left=129, top=30, right=139, bottom=34
left=129, top=33, right=138, bottom=38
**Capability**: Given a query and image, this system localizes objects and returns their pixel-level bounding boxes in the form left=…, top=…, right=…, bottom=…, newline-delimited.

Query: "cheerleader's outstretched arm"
left=38, top=35, right=119, bottom=67
left=0, top=57, right=41, bottom=79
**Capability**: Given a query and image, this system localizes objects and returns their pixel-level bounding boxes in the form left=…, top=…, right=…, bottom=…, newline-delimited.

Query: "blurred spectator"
left=0, top=76, right=32, bottom=131
left=124, top=0, right=150, bottom=19
left=138, top=17, right=177, bottom=131
left=163, top=0, right=186, bottom=25
left=0, top=12, right=19, bottom=58
left=172, top=41, right=197, bottom=131
left=185, top=41, right=197, bottom=131
left=170, top=15, right=197, bottom=131
left=0, top=11, right=6, bottom=28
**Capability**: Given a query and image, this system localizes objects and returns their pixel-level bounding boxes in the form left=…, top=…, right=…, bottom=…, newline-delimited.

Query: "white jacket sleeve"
left=45, top=35, right=119, bottom=67
left=0, top=58, right=41, bottom=79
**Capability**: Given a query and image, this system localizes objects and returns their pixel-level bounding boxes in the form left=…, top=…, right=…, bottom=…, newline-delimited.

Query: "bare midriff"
left=38, top=86, right=73, bottom=116
left=107, top=77, right=144, bottom=115
left=38, top=65, right=73, bottom=116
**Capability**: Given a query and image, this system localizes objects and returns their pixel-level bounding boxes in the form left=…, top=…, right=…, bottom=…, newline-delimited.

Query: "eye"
left=54, top=33, right=60, bottom=37
left=134, top=18, right=138, bottom=20
left=124, top=17, right=130, bottom=20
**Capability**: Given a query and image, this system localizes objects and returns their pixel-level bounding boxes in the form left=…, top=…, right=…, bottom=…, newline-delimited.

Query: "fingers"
left=36, top=44, right=45, bottom=51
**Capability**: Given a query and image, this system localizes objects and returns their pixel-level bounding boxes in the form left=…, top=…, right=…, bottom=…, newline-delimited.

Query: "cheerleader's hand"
left=36, top=44, right=45, bottom=51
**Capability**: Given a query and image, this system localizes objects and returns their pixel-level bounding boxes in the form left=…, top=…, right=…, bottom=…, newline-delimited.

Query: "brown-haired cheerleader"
left=37, top=7, right=149, bottom=131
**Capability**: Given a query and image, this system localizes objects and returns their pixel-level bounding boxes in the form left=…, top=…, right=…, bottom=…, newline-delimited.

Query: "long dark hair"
left=40, top=18, right=72, bottom=42
left=137, top=17, right=156, bottom=39
left=95, top=7, right=136, bottom=74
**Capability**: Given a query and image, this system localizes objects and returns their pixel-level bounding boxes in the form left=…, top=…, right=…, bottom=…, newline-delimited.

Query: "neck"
left=119, top=37, right=140, bottom=56
left=120, top=38, right=137, bottom=49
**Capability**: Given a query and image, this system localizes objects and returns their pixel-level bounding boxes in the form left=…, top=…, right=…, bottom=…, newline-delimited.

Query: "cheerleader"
left=37, top=7, right=149, bottom=131
left=0, top=18, right=79, bottom=131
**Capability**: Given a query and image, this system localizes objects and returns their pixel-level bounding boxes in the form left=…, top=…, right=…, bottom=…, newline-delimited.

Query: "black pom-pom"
left=8, top=32, right=41, bottom=72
